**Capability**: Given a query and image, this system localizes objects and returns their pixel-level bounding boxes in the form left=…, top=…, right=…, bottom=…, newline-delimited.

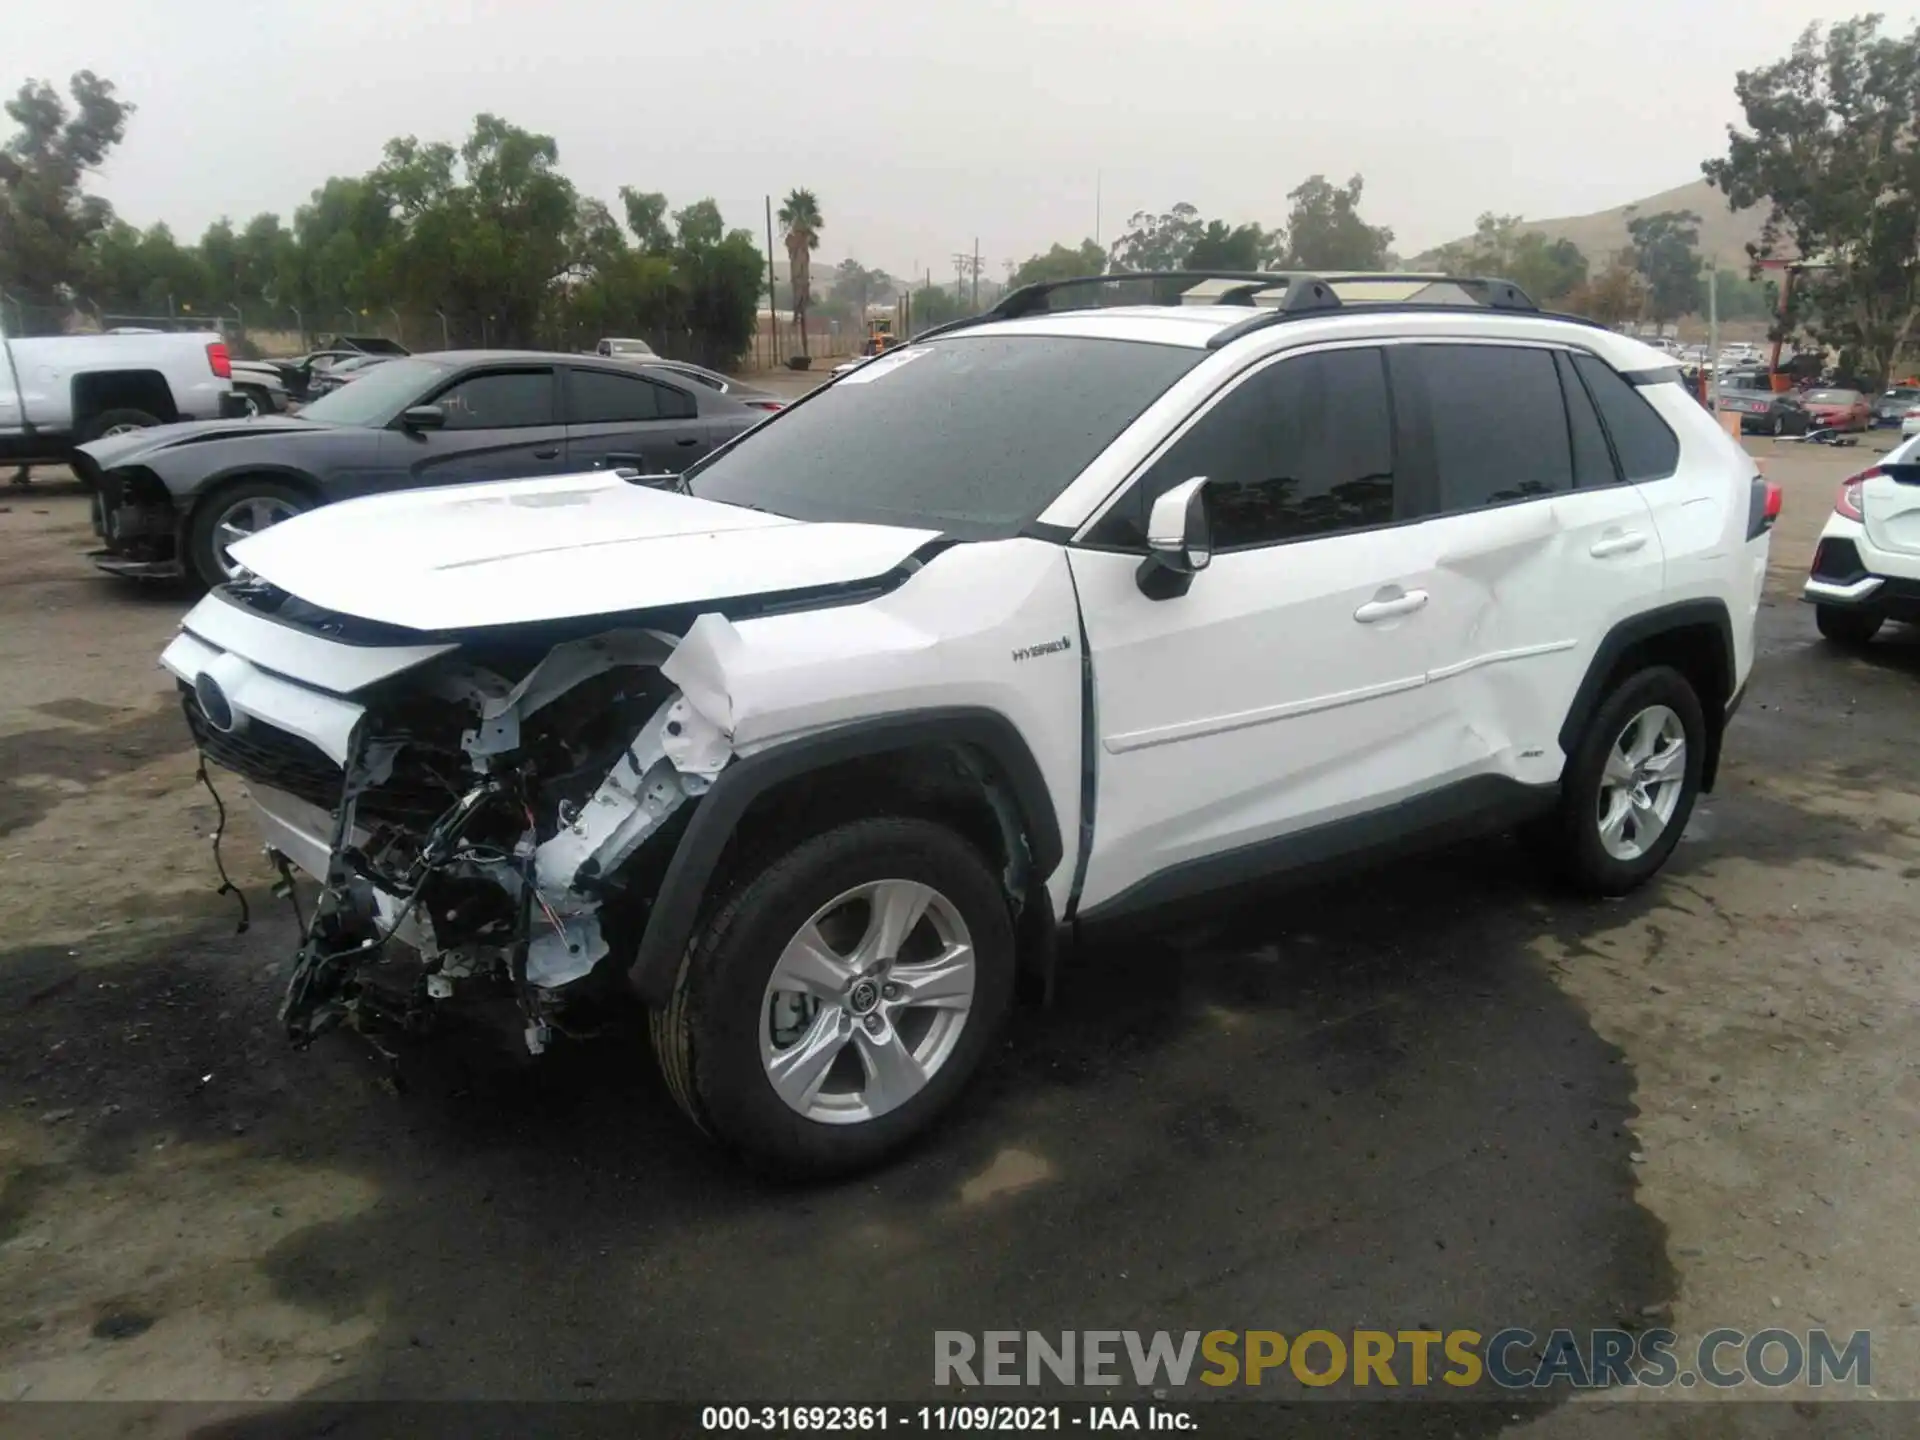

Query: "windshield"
left=1808, top=389, right=1860, bottom=404
left=298, top=357, right=447, bottom=425
left=685, top=334, right=1202, bottom=537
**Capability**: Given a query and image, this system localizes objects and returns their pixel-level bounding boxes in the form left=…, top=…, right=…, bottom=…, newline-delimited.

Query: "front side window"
left=434, top=370, right=555, bottom=430
left=686, top=334, right=1202, bottom=538
left=1413, top=345, right=1573, bottom=510
left=300, top=357, right=450, bottom=427
left=1119, top=347, right=1397, bottom=550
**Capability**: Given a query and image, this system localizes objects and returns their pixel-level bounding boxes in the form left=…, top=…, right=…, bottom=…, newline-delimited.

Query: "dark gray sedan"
left=78, top=351, right=767, bottom=586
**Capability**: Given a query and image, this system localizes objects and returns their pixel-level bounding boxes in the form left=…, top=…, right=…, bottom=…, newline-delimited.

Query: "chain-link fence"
left=1, top=291, right=862, bottom=374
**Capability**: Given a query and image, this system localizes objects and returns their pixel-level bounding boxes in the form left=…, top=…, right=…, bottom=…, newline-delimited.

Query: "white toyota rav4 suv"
left=159, top=272, right=1776, bottom=1175
left=1803, top=430, right=1920, bottom=645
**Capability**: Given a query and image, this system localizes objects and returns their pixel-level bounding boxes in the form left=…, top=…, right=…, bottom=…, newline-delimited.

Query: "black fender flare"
left=628, top=707, right=1064, bottom=1004
left=1556, top=599, right=1736, bottom=792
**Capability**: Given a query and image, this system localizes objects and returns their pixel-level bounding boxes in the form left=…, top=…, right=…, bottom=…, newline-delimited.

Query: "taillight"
left=1749, top=474, right=1784, bottom=537
left=206, top=341, right=232, bottom=379
left=1836, top=468, right=1875, bottom=521
left=746, top=400, right=783, bottom=411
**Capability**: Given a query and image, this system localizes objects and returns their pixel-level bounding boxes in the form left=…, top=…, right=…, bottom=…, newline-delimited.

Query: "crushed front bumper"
left=159, top=588, right=734, bottom=1051
left=84, top=458, right=188, bottom=578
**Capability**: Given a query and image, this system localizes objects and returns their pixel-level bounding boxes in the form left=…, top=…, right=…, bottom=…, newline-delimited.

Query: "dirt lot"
left=2, top=436, right=1918, bottom=1433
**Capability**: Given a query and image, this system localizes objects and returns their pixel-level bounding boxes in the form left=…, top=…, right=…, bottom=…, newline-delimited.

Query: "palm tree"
left=778, top=188, right=823, bottom=359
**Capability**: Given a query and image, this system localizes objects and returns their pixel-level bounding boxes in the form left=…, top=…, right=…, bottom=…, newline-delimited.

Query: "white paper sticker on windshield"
left=835, top=348, right=928, bottom=384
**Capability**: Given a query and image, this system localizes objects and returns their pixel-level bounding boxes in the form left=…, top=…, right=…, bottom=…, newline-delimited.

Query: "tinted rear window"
left=1572, top=354, right=1680, bottom=483
left=686, top=335, right=1202, bottom=537
left=1415, top=345, right=1572, bottom=510
left=569, top=368, right=666, bottom=423
left=1555, top=351, right=1616, bottom=488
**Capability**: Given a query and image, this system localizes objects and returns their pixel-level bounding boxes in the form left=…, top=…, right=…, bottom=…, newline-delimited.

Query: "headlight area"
left=88, top=464, right=185, bottom=577
left=192, top=627, right=735, bottom=1054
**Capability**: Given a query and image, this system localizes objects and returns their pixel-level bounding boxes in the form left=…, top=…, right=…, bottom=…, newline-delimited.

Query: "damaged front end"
left=175, top=601, right=734, bottom=1054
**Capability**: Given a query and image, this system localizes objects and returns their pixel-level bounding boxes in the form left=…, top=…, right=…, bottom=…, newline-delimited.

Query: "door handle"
left=1353, top=589, right=1429, bottom=623
left=1589, top=530, right=1648, bottom=558
left=532, top=446, right=560, bottom=460
left=674, top=437, right=702, bottom=447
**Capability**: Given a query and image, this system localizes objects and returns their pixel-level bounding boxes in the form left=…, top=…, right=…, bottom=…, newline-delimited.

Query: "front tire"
left=649, top=817, right=1016, bottom=1178
left=1815, top=604, right=1883, bottom=647
left=186, top=479, right=312, bottom=587
left=1551, top=665, right=1705, bottom=897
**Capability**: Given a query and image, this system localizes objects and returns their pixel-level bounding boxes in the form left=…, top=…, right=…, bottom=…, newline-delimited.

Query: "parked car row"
left=79, top=350, right=781, bottom=585
left=1711, top=381, right=1879, bottom=436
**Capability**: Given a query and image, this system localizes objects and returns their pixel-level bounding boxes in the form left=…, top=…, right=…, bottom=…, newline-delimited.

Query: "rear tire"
left=78, top=408, right=162, bottom=443
left=1815, top=605, right=1883, bottom=647
left=1550, top=665, right=1705, bottom=897
left=649, top=816, right=1016, bottom=1178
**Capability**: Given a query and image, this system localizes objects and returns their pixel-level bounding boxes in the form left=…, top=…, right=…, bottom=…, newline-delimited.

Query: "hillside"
left=1416, top=177, right=1772, bottom=271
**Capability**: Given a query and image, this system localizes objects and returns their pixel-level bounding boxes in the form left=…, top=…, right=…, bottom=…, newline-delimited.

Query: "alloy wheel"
left=759, top=878, right=976, bottom=1125
left=210, top=495, right=301, bottom=580
left=1596, top=704, right=1688, bottom=862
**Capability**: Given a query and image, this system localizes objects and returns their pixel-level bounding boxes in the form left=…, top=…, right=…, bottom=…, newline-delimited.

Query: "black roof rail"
left=1203, top=273, right=1544, bottom=350
left=891, top=270, right=1562, bottom=354
left=897, top=270, right=1292, bottom=346
left=993, top=270, right=1292, bottom=320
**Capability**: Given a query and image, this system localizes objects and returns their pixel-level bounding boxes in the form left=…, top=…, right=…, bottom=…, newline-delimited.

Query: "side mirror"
left=401, top=404, right=446, bottom=431
left=1136, top=476, right=1212, bottom=599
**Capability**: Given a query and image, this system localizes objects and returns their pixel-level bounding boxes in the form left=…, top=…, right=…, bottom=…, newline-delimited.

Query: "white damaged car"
left=161, top=272, right=1771, bottom=1174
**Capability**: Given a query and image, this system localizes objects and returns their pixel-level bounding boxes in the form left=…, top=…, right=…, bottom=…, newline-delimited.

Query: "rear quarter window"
left=1572, top=354, right=1680, bottom=482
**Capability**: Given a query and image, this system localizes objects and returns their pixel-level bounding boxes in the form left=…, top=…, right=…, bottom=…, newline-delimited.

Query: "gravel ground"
left=1, top=435, right=1917, bottom=1434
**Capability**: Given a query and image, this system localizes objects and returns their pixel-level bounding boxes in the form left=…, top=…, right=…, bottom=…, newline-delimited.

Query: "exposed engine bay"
left=180, top=599, right=735, bottom=1055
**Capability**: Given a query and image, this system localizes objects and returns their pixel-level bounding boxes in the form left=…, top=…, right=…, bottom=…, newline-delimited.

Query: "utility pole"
left=1707, top=267, right=1720, bottom=415
left=1095, top=169, right=1102, bottom=251
left=765, top=196, right=780, bottom=364
left=951, top=251, right=984, bottom=312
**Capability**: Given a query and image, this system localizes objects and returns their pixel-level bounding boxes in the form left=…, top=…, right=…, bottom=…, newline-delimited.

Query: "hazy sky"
left=7, top=0, right=1911, bottom=279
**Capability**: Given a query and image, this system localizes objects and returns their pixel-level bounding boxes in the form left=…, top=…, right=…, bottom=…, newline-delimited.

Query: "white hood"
left=228, top=471, right=942, bottom=631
